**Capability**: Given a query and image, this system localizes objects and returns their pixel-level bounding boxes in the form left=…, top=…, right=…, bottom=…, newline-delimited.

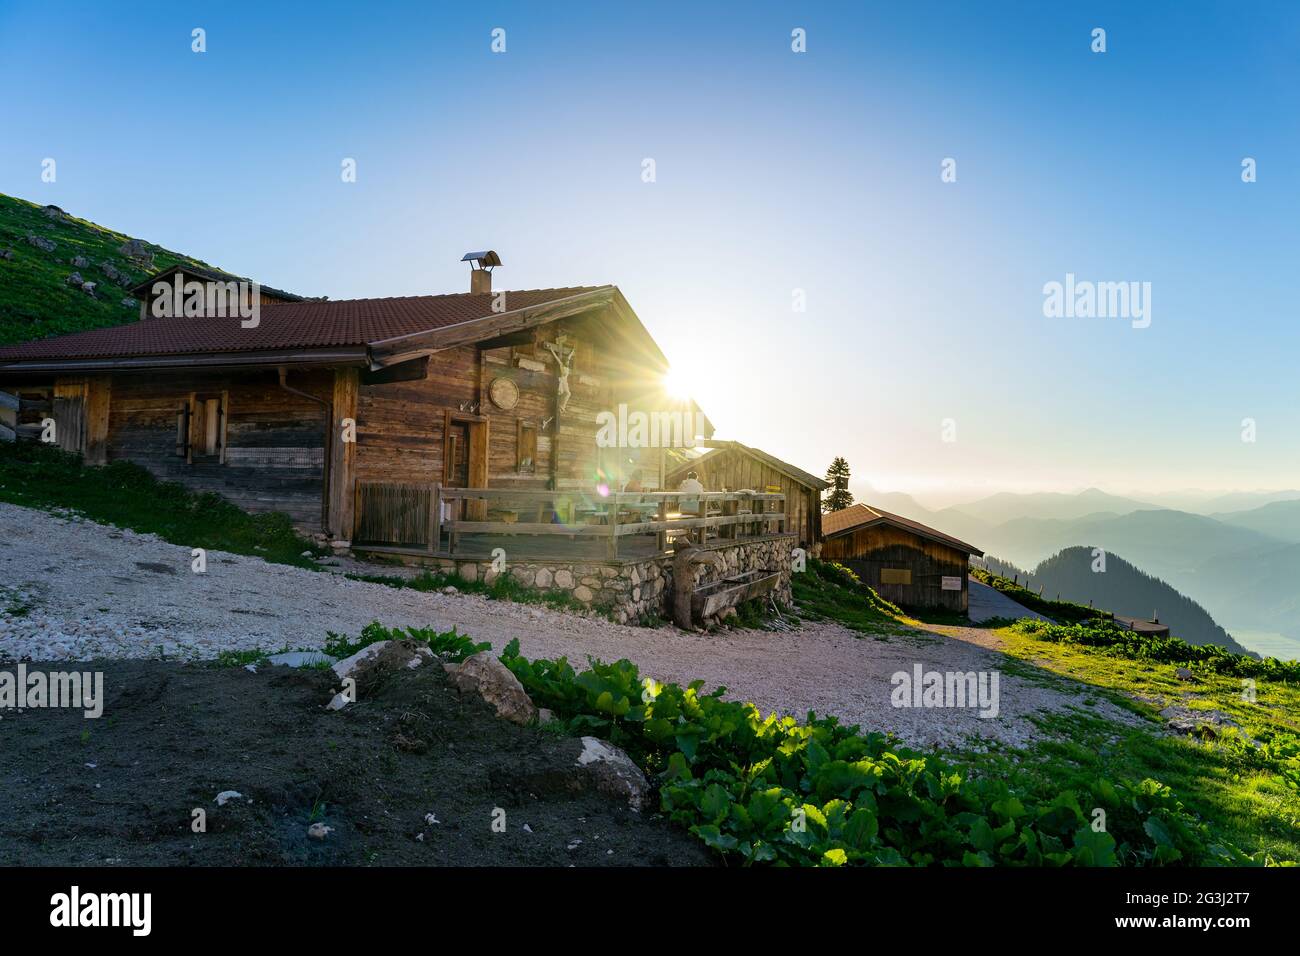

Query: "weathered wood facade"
left=664, top=442, right=827, bottom=549
left=0, top=277, right=713, bottom=549
left=821, top=504, right=983, bottom=612
left=71, top=369, right=330, bottom=526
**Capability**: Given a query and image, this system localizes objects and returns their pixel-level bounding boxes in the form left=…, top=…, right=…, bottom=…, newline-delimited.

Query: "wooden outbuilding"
left=664, top=441, right=828, bottom=549
left=821, top=503, right=983, bottom=612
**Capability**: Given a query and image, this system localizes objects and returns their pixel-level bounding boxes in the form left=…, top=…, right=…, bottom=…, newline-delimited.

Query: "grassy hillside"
left=0, top=439, right=319, bottom=567
left=987, top=618, right=1300, bottom=863
left=0, top=192, right=229, bottom=345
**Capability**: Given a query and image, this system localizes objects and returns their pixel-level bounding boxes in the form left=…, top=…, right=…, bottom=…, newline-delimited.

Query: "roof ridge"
left=264, top=284, right=610, bottom=307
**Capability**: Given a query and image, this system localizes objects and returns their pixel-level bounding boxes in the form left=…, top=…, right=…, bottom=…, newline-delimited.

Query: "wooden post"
left=428, top=483, right=441, bottom=555
left=327, top=368, right=359, bottom=543
left=83, top=376, right=111, bottom=465
left=607, top=495, right=618, bottom=561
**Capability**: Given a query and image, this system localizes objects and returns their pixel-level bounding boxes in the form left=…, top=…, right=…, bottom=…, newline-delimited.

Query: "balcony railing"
left=353, top=482, right=787, bottom=561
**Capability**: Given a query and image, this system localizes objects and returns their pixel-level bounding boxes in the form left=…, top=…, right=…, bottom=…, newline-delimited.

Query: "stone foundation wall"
left=363, top=534, right=796, bottom=626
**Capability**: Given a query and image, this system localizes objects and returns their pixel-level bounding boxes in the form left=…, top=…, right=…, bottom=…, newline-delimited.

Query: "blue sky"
left=2, top=1, right=1297, bottom=505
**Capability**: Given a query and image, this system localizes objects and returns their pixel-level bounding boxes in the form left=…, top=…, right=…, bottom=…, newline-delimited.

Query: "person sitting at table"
left=678, top=470, right=704, bottom=516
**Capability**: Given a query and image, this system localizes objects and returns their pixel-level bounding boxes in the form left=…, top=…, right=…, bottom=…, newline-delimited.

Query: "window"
left=880, top=568, right=912, bottom=585
left=176, top=393, right=226, bottom=463
left=517, top=420, right=537, bottom=473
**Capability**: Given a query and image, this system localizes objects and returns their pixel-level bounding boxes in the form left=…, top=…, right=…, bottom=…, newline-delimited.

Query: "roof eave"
left=824, top=516, right=982, bottom=556
left=0, top=346, right=369, bottom=374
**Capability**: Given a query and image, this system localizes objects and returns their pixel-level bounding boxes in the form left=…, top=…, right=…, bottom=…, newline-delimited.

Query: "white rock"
left=215, top=790, right=242, bottom=806
left=575, top=736, right=650, bottom=811
left=267, top=650, right=335, bottom=668
left=325, top=692, right=351, bottom=711
left=307, top=823, right=333, bottom=840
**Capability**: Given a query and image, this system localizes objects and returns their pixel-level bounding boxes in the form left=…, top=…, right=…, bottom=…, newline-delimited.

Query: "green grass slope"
left=0, top=192, right=229, bottom=345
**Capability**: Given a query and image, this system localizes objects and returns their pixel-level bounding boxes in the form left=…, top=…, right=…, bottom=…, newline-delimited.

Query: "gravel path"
left=0, top=503, right=1136, bottom=749
left=968, top=578, right=1052, bottom=624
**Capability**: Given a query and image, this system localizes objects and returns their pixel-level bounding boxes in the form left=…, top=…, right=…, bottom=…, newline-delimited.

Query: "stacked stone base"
left=362, top=534, right=796, bottom=627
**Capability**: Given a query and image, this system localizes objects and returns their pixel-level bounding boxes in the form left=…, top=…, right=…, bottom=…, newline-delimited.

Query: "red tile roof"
left=822, top=503, right=983, bottom=555
left=0, top=287, right=603, bottom=362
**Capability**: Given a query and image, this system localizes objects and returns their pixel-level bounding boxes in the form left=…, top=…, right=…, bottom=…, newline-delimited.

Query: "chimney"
left=461, top=250, right=501, bottom=294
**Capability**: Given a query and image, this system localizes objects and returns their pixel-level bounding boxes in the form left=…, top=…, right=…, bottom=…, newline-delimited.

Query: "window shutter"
left=175, top=404, right=191, bottom=458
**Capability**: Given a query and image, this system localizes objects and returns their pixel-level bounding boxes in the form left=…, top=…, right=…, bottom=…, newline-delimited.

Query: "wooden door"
left=445, top=422, right=470, bottom=487
left=444, top=414, right=489, bottom=520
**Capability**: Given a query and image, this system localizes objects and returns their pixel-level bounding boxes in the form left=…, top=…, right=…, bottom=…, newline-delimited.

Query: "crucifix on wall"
left=543, top=335, right=576, bottom=414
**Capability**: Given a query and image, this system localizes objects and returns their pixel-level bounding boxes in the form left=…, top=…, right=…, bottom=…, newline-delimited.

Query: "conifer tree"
left=822, top=457, right=854, bottom=513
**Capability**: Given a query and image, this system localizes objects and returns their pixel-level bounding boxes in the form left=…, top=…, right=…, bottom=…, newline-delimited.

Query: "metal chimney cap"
left=461, top=250, right=501, bottom=270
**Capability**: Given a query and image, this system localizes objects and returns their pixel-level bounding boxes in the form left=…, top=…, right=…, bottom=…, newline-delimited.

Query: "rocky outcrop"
left=1160, top=705, right=1239, bottom=738
left=444, top=651, right=538, bottom=725
left=573, top=736, right=649, bottom=811
left=326, top=639, right=435, bottom=709
left=333, top=639, right=433, bottom=682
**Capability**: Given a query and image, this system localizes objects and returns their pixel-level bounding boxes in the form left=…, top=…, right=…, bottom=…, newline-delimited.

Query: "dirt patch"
left=0, top=659, right=709, bottom=867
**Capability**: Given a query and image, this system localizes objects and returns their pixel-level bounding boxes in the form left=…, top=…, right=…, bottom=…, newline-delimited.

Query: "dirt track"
left=0, top=502, right=1137, bottom=748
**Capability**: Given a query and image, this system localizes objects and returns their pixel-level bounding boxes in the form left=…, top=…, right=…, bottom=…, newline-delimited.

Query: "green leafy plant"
left=493, top=638, right=1238, bottom=866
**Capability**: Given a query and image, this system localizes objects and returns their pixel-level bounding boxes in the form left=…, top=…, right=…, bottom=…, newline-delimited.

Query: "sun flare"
left=662, top=367, right=693, bottom=400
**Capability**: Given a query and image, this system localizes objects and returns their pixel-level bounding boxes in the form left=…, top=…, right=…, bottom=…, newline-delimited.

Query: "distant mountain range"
left=851, top=484, right=1300, bottom=651
left=1211, top=499, right=1300, bottom=544
left=979, top=548, right=1249, bottom=654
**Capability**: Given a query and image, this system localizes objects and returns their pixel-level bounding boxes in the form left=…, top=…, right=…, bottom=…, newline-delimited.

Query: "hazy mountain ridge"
left=1212, top=499, right=1300, bottom=544
left=979, top=548, right=1249, bottom=655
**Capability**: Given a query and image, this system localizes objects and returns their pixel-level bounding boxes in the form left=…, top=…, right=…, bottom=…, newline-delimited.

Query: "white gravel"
left=0, top=502, right=1137, bottom=749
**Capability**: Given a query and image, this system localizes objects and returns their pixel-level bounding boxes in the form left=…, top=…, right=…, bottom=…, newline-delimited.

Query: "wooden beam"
left=368, top=288, right=616, bottom=366
left=327, top=367, right=360, bottom=542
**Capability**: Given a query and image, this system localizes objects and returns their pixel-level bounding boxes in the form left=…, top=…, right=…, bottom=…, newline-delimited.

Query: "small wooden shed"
left=665, top=441, right=828, bottom=549
left=821, top=504, right=983, bottom=612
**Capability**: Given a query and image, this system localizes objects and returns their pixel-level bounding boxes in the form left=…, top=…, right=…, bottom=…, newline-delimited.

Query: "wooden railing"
left=352, top=484, right=787, bottom=559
